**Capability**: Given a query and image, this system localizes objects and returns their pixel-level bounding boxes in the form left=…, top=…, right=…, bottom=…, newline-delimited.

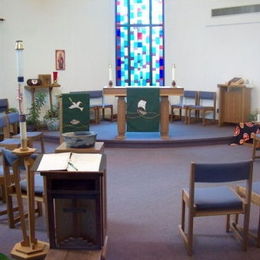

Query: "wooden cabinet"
left=218, top=84, right=252, bottom=126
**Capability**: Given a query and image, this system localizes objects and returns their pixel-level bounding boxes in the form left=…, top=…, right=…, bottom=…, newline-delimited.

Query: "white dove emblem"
left=68, top=97, right=84, bottom=111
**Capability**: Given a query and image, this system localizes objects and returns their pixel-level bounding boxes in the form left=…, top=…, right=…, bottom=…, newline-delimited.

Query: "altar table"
left=103, top=86, right=184, bottom=139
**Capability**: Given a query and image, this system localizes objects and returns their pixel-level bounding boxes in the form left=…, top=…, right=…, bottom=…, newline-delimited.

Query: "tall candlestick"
left=172, top=64, right=176, bottom=81
left=109, top=64, right=113, bottom=81
left=15, top=40, right=27, bottom=150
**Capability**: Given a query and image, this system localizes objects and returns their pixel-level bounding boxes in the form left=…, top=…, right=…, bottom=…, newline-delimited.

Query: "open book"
left=37, top=152, right=102, bottom=172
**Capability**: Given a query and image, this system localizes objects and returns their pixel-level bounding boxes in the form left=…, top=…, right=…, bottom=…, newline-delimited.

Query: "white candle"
left=109, top=64, right=113, bottom=81
left=172, top=64, right=176, bottom=81
left=15, top=40, right=27, bottom=144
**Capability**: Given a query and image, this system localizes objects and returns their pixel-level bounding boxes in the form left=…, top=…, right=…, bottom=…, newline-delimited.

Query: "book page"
left=37, top=152, right=71, bottom=171
left=67, top=153, right=102, bottom=172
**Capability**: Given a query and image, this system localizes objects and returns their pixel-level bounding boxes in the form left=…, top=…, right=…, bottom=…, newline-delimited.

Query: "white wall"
left=1, top=0, right=260, bottom=114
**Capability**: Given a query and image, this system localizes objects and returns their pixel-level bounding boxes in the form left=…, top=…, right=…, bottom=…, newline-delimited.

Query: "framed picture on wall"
left=55, top=50, right=65, bottom=70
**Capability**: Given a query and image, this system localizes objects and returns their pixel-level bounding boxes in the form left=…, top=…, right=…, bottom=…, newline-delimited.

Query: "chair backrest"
left=191, top=160, right=253, bottom=183
left=0, top=99, right=8, bottom=113
left=183, top=90, right=198, bottom=105
left=198, top=91, right=216, bottom=107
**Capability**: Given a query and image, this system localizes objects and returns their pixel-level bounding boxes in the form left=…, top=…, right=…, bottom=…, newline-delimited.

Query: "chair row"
left=171, top=90, right=216, bottom=125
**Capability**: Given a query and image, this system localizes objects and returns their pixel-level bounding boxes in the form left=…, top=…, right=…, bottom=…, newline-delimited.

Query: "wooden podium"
left=35, top=154, right=107, bottom=258
left=103, top=86, right=184, bottom=139
left=218, top=84, right=252, bottom=126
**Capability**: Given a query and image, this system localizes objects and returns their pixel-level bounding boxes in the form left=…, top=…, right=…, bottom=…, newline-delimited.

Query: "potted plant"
left=26, top=92, right=46, bottom=130
left=44, top=105, right=60, bottom=131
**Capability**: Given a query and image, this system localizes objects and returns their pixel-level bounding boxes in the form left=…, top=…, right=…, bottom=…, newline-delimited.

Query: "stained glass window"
left=116, top=0, right=164, bottom=86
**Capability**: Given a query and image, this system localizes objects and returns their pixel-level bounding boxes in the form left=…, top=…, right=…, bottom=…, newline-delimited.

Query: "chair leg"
left=226, top=214, right=230, bottom=232
left=40, top=136, right=45, bottom=154
left=252, top=137, right=257, bottom=161
left=187, top=208, right=194, bottom=255
left=0, top=184, right=6, bottom=202
left=257, top=207, right=260, bottom=247
left=242, top=207, right=250, bottom=251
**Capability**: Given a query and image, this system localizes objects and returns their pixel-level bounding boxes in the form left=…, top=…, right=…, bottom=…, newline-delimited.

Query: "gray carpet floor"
left=1, top=141, right=260, bottom=259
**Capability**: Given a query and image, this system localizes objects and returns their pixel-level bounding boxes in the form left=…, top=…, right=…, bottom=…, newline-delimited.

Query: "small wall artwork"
left=55, top=50, right=65, bottom=70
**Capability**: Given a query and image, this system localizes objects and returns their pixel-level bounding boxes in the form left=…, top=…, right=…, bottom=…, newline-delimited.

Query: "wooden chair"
left=2, top=148, right=44, bottom=228
left=170, top=90, right=198, bottom=122
left=0, top=113, right=21, bottom=150
left=186, top=91, right=216, bottom=125
left=179, top=160, right=253, bottom=255
left=6, top=112, right=45, bottom=153
left=87, top=91, right=113, bottom=123
left=252, top=134, right=260, bottom=161
left=236, top=181, right=260, bottom=247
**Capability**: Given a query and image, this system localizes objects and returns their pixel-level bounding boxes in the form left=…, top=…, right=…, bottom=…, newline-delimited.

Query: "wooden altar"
left=103, top=86, right=184, bottom=139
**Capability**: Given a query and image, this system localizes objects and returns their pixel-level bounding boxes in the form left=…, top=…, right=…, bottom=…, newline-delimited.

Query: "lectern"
left=36, top=155, right=107, bottom=250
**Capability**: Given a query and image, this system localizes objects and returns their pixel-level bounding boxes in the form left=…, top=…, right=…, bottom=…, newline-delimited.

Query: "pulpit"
left=36, top=154, right=107, bottom=250
left=103, top=86, right=184, bottom=139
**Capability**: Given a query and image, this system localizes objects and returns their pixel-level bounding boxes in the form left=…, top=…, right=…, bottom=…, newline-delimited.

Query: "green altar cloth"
left=127, top=88, right=160, bottom=132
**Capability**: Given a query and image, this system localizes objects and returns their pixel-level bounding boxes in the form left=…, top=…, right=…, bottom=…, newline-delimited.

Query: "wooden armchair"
left=179, top=160, right=253, bottom=255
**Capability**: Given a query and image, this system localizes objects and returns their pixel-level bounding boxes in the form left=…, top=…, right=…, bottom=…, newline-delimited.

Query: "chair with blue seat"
left=186, top=91, right=216, bottom=125
left=171, top=90, right=198, bottom=123
left=6, top=112, right=45, bottom=153
left=179, top=160, right=253, bottom=255
left=1, top=148, right=44, bottom=228
left=236, top=181, right=260, bottom=247
left=0, top=113, right=21, bottom=150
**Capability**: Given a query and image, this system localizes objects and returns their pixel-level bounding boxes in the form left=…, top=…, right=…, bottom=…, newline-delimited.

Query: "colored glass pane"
left=115, top=0, right=164, bottom=86
left=152, top=0, right=163, bottom=24
left=130, top=0, right=149, bottom=24
left=130, top=27, right=150, bottom=86
left=116, top=0, right=128, bottom=24
left=116, top=27, right=129, bottom=86
left=151, top=27, right=164, bottom=85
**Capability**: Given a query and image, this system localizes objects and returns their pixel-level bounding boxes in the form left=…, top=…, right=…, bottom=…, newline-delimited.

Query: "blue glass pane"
left=130, top=27, right=150, bottom=86
left=116, top=26, right=129, bottom=85
left=151, top=27, right=164, bottom=85
left=116, top=0, right=128, bottom=24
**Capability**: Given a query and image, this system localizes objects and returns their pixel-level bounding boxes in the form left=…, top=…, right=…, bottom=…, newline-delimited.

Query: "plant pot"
left=45, top=118, right=60, bottom=131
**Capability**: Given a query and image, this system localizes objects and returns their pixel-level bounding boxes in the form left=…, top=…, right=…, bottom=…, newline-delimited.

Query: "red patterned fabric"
left=232, top=122, right=260, bottom=145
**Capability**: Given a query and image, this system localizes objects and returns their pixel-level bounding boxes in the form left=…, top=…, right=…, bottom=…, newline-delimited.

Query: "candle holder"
left=108, top=80, right=113, bottom=87
left=171, top=80, right=176, bottom=87
left=12, top=40, right=49, bottom=259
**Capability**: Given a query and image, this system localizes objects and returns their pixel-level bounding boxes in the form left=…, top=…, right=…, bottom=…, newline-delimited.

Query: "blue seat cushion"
left=0, top=138, right=21, bottom=145
left=20, top=175, right=44, bottom=196
left=189, top=186, right=243, bottom=211
left=0, top=166, right=3, bottom=176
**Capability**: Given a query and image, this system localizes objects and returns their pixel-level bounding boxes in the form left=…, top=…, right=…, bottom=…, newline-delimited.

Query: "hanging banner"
left=62, top=93, right=89, bottom=133
left=127, top=88, right=160, bottom=132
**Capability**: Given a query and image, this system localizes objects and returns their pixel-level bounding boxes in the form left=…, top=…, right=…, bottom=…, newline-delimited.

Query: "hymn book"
left=37, top=152, right=102, bottom=172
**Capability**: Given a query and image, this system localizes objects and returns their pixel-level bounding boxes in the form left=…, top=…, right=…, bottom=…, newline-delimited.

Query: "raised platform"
left=44, top=121, right=234, bottom=148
